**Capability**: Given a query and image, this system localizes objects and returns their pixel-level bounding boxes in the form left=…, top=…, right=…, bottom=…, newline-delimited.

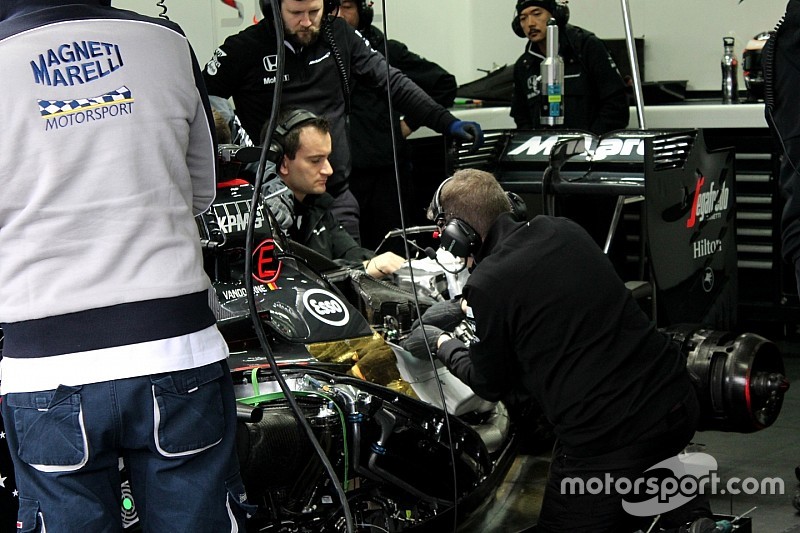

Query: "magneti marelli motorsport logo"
left=30, top=40, right=134, bottom=130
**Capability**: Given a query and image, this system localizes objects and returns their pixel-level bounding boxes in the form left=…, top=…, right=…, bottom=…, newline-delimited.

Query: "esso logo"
left=302, top=289, right=350, bottom=326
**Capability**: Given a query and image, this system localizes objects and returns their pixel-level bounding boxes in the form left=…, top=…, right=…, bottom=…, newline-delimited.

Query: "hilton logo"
left=693, top=238, right=722, bottom=259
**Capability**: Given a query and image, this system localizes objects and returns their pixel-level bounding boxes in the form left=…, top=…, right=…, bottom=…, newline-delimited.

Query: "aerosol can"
left=540, top=18, right=564, bottom=125
left=721, top=36, right=739, bottom=104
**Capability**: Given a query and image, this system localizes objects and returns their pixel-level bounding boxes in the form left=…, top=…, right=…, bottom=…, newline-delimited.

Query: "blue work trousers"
left=1, top=360, right=252, bottom=532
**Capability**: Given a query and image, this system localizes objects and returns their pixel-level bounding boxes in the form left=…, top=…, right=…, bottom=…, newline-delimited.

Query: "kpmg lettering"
left=214, top=201, right=264, bottom=233
left=31, top=41, right=124, bottom=86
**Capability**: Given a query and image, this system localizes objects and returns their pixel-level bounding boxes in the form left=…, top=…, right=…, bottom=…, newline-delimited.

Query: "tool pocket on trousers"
left=16, top=497, right=45, bottom=533
left=150, top=362, right=225, bottom=456
left=5, top=385, right=88, bottom=472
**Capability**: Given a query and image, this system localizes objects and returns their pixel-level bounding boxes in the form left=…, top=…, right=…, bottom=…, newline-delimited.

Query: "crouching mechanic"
left=0, top=0, right=252, bottom=531
left=264, top=109, right=405, bottom=278
left=408, top=168, right=711, bottom=531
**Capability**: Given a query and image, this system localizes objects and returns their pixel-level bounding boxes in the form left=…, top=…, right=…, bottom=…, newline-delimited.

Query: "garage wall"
left=115, top=0, right=788, bottom=91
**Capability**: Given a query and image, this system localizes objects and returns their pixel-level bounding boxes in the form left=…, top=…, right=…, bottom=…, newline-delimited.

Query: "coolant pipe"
left=301, top=375, right=382, bottom=482
left=367, top=407, right=453, bottom=506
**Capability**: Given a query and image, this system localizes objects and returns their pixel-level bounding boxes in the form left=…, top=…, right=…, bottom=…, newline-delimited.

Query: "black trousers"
left=534, top=392, right=712, bottom=532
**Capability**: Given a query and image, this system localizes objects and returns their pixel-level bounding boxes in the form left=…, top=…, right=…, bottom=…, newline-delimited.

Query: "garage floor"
left=460, top=342, right=800, bottom=533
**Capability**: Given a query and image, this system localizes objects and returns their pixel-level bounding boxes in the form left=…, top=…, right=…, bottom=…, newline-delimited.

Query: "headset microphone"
left=426, top=245, right=468, bottom=275
left=397, top=238, right=437, bottom=260
left=403, top=237, right=467, bottom=275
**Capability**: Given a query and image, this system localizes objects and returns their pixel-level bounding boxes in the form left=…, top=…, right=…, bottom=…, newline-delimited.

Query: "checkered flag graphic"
left=38, top=86, right=133, bottom=118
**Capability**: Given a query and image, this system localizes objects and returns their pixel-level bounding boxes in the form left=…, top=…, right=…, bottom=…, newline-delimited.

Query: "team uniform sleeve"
left=510, top=57, right=534, bottom=129
left=345, top=25, right=458, bottom=135
left=582, top=35, right=630, bottom=134
left=437, top=284, right=515, bottom=402
left=385, top=39, right=457, bottom=130
left=201, top=32, right=247, bottom=100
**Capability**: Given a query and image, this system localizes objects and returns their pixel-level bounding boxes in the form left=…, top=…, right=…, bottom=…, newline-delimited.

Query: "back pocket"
left=150, top=363, right=225, bottom=456
left=6, top=385, right=87, bottom=472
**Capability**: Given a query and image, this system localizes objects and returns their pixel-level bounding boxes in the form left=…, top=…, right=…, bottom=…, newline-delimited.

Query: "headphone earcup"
left=325, top=0, right=341, bottom=14
left=507, top=191, right=528, bottom=222
left=360, top=0, right=374, bottom=29
left=267, top=139, right=284, bottom=165
left=554, top=1, right=570, bottom=26
left=440, top=218, right=481, bottom=258
left=511, top=13, right=525, bottom=38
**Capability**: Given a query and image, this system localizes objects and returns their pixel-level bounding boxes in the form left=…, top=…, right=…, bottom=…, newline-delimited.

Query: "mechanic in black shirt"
left=409, top=168, right=710, bottom=531
left=337, top=0, right=458, bottom=249
left=510, top=0, right=629, bottom=135
left=203, top=0, right=481, bottom=243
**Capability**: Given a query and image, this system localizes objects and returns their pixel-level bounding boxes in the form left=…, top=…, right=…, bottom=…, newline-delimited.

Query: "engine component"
left=668, top=325, right=790, bottom=432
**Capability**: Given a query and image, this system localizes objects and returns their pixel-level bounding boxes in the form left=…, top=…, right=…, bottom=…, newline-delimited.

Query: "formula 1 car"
left=0, top=157, right=790, bottom=533
left=192, top=171, right=789, bottom=532
left=194, top=174, right=518, bottom=532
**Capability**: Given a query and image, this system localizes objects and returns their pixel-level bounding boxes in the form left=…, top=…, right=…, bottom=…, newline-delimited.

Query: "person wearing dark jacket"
left=0, top=0, right=251, bottom=530
left=203, top=0, right=481, bottom=242
left=338, top=0, right=458, bottom=249
left=266, top=109, right=404, bottom=277
left=408, top=169, right=711, bottom=531
left=766, top=0, right=800, bottom=292
left=510, top=0, right=629, bottom=135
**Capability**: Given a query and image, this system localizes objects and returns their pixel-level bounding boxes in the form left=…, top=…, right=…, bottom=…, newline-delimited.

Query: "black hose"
left=377, top=2, right=460, bottom=528
left=243, top=2, right=354, bottom=531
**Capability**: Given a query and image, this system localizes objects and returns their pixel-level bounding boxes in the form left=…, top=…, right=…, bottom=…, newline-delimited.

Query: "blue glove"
left=447, top=120, right=484, bottom=154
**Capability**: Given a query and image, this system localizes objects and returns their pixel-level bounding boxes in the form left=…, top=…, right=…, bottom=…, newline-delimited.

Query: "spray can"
left=540, top=18, right=564, bottom=125
left=721, top=36, right=739, bottom=104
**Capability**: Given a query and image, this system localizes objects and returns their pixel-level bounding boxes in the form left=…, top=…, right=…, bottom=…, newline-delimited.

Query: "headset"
left=353, top=0, right=375, bottom=30
left=511, top=0, right=570, bottom=38
left=266, top=108, right=321, bottom=164
left=433, top=178, right=527, bottom=258
left=260, top=0, right=342, bottom=19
